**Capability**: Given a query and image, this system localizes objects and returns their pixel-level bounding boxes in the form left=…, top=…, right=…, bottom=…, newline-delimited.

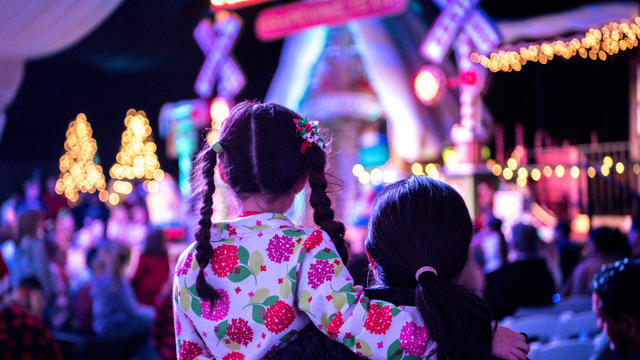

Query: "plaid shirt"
left=152, top=285, right=177, bottom=360
left=0, top=305, right=62, bottom=360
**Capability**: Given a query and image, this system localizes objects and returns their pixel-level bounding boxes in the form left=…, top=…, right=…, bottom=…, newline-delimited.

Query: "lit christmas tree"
left=109, top=109, right=164, bottom=199
left=55, top=113, right=107, bottom=203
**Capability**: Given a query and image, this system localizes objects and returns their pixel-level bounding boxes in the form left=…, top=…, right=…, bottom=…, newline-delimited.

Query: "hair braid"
left=305, top=146, right=349, bottom=264
left=192, top=144, right=219, bottom=303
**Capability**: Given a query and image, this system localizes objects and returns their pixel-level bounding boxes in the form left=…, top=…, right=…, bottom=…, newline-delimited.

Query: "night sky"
left=0, top=0, right=637, bottom=197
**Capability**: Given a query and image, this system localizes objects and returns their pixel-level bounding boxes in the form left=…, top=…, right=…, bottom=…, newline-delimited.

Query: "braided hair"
left=192, top=101, right=348, bottom=303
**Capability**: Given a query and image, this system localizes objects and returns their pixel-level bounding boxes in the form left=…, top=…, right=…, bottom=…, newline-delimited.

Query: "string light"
left=601, top=164, right=610, bottom=177
left=531, top=168, right=541, bottom=181
left=492, top=164, right=503, bottom=176
left=615, top=162, right=624, bottom=174
left=634, top=164, right=640, bottom=174
left=517, top=176, right=528, bottom=187
left=503, top=168, right=514, bottom=180
left=570, top=166, right=580, bottom=179
left=56, top=113, right=107, bottom=202
left=555, top=165, right=565, bottom=178
left=517, top=167, right=528, bottom=179
left=543, top=166, right=553, bottom=178
left=352, top=164, right=365, bottom=177
left=411, top=163, right=425, bottom=175
left=370, top=168, right=383, bottom=185
left=471, top=17, right=640, bottom=72
left=507, top=158, right=518, bottom=171
left=587, top=166, right=596, bottom=178
left=603, top=156, right=614, bottom=168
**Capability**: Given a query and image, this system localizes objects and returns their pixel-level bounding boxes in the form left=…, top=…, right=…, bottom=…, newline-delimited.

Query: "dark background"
left=1, top=0, right=637, bottom=197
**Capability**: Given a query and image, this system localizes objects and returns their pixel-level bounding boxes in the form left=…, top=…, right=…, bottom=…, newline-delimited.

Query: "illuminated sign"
left=194, top=12, right=243, bottom=98
left=255, top=0, right=409, bottom=41
left=210, top=0, right=271, bottom=10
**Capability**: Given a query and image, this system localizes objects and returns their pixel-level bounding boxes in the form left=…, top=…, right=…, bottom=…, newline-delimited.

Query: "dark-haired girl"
left=174, top=101, right=441, bottom=359
left=366, top=176, right=529, bottom=360
left=273, top=176, right=529, bottom=360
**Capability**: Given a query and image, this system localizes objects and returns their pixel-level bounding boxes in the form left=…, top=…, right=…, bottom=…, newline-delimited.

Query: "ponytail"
left=305, top=146, right=349, bottom=264
left=415, top=272, right=493, bottom=360
left=192, top=144, right=219, bottom=303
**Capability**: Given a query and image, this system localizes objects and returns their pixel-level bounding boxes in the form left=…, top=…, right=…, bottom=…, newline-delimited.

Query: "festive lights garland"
left=486, top=156, right=640, bottom=187
left=471, top=17, right=640, bottom=72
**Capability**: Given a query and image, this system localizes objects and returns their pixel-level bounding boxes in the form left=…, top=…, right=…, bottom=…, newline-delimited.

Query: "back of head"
left=16, top=210, right=42, bottom=243
left=191, top=101, right=347, bottom=303
left=366, top=176, right=492, bottom=360
left=592, top=258, right=640, bottom=323
left=590, top=227, right=631, bottom=257
left=143, top=228, right=167, bottom=256
left=512, top=223, right=540, bottom=254
left=554, top=222, right=571, bottom=239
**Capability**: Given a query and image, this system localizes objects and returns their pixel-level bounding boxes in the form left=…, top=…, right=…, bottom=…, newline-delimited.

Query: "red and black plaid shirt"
left=152, top=286, right=177, bottom=360
left=0, top=305, right=63, bottom=360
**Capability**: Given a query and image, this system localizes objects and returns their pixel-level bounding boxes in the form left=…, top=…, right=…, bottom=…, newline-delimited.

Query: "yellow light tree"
left=109, top=109, right=164, bottom=200
left=55, top=113, right=107, bottom=203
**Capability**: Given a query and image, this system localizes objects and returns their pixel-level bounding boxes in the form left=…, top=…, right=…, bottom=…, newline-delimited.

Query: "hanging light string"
left=471, top=17, right=640, bottom=72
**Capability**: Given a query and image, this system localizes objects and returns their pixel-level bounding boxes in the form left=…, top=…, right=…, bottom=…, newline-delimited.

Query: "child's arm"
left=173, top=272, right=212, bottom=360
left=295, top=230, right=437, bottom=359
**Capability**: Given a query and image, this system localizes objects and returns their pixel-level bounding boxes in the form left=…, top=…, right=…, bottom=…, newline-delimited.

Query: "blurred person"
left=44, top=240, right=70, bottom=330
left=553, top=221, right=582, bottom=281
left=125, top=204, right=149, bottom=277
left=16, top=178, right=44, bottom=215
left=42, top=176, right=68, bottom=220
left=563, top=227, right=630, bottom=297
left=591, top=258, right=640, bottom=360
left=484, top=223, right=556, bottom=319
left=67, top=217, right=104, bottom=290
left=106, top=205, right=129, bottom=244
left=0, top=255, right=8, bottom=298
left=471, top=217, right=509, bottom=274
left=51, top=210, right=75, bottom=268
left=628, top=218, right=640, bottom=258
left=150, top=283, right=176, bottom=360
left=70, top=246, right=98, bottom=333
left=0, top=276, right=62, bottom=360
left=132, top=228, right=169, bottom=305
left=8, top=276, right=46, bottom=318
left=10, top=210, right=52, bottom=298
left=91, top=241, right=154, bottom=354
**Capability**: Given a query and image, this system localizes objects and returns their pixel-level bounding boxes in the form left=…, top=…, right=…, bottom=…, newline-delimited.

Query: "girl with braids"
left=173, top=102, right=526, bottom=360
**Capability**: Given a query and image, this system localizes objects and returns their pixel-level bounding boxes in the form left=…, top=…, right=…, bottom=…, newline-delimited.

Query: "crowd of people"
left=0, top=102, right=639, bottom=360
left=0, top=176, right=177, bottom=359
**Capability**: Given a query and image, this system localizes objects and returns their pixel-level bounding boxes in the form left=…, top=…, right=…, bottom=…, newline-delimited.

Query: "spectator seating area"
left=500, top=296, right=599, bottom=360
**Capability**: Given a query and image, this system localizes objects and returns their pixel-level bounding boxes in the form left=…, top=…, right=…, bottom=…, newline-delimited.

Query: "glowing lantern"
left=414, top=65, right=445, bottom=105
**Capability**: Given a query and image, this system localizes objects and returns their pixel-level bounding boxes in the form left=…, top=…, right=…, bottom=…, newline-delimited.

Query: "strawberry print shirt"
left=173, top=213, right=436, bottom=360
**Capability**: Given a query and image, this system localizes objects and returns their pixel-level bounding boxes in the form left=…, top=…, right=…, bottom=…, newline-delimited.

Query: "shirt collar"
left=213, top=212, right=296, bottom=239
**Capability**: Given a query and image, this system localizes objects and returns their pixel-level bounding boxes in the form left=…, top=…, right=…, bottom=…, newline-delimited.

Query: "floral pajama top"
left=173, top=213, right=436, bottom=360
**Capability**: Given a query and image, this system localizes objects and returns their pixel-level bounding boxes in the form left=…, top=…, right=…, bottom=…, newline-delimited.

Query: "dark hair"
left=512, top=223, right=540, bottom=254
left=86, top=246, right=99, bottom=272
left=143, top=228, right=167, bottom=256
left=592, top=258, right=640, bottom=321
left=590, top=227, right=631, bottom=257
left=18, top=276, right=43, bottom=291
left=366, top=176, right=493, bottom=360
left=192, top=101, right=348, bottom=303
left=16, top=210, right=42, bottom=245
left=487, top=217, right=508, bottom=264
left=555, top=222, right=571, bottom=238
